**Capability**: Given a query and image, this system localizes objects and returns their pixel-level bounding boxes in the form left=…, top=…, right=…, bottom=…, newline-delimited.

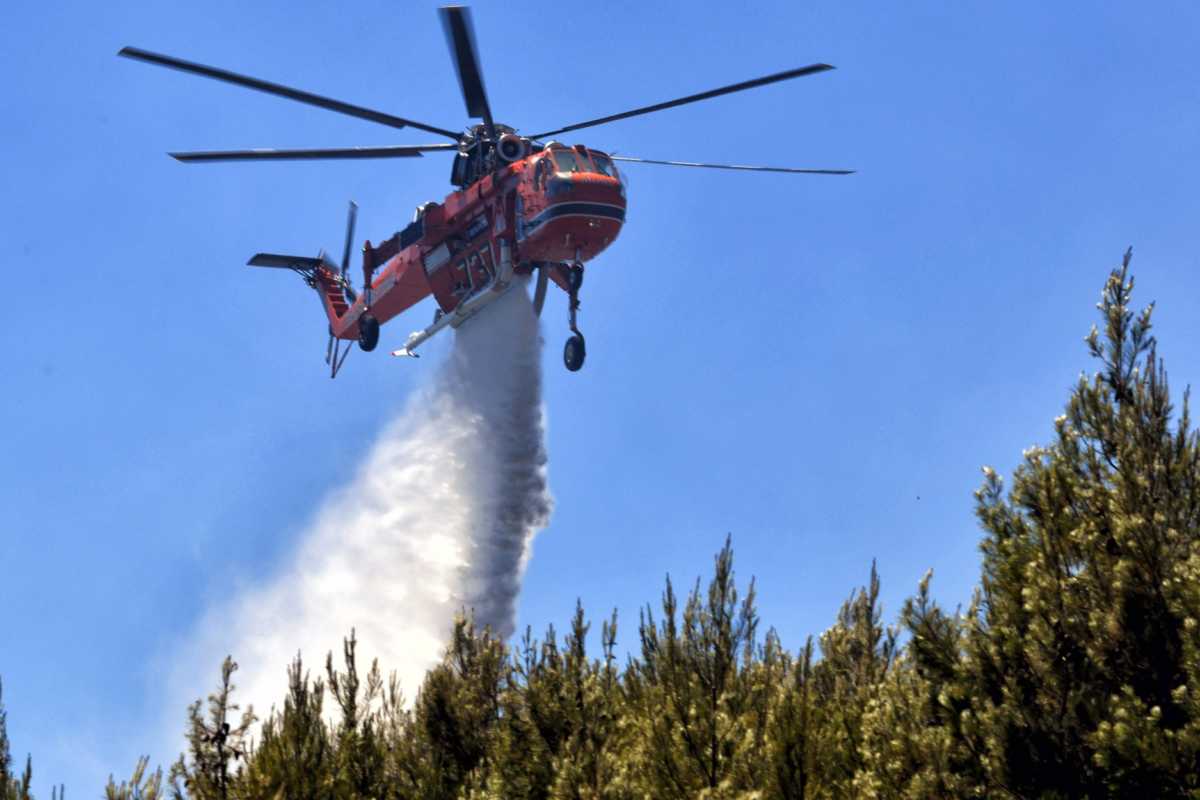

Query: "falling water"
left=170, top=281, right=551, bottom=721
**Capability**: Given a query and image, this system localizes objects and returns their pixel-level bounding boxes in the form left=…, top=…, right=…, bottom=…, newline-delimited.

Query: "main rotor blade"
left=611, top=155, right=854, bottom=175
left=531, top=64, right=835, bottom=139
left=248, top=253, right=324, bottom=269
left=439, top=6, right=495, bottom=137
left=169, top=144, right=458, bottom=163
left=119, top=46, right=461, bottom=140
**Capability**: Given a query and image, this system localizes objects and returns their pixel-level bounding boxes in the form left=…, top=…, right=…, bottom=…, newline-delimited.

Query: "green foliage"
left=0, top=681, right=32, bottom=800
left=325, top=632, right=386, bottom=798
left=240, top=654, right=333, bottom=800
left=954, top=249, right=1200, bottom=797
left=106, top=757, right=165, bottom=800
left=168, top=656, right=256, bottom=800
left=623, top=535, right=767, bottom=798
left=10, top=251, right=1200, bottom=797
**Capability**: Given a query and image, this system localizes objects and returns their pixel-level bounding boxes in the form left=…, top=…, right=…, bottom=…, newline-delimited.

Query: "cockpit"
left=543, top=145, right=618, bottom=178
left=532, top=145, right=620, bottom=193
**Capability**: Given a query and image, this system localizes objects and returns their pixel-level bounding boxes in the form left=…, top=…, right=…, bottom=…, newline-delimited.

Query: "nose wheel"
left=562, top=263, right=586, bottom=372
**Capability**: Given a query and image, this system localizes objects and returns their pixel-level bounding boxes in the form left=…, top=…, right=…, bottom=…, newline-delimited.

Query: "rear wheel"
left=358, top=313, right=380, bottom=352
left=563, top=333, right=586, bottom=371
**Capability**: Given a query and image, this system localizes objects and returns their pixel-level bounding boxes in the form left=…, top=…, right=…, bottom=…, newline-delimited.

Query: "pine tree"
left=325, top=631, right=386, bottom=799
left=765, top=638, right=817, bottom=800
left=484, top=621, right=569, bottom=799
left=806, top=562, right=897, bottom=797
left=624, top=535, right=765, bottom=798
left=484, top=603, right=630, bottom=800
left=168, top=657, right=255, bottom=800
left=547, top=606, right=630, bottom=800
left=954, top=249, right=1200, bottom=796
left=106, top=756, right=165, bottom=800
left=0, top=681, right=33, bottom=800
left=853, top=572, right=976, bottom=799
left=405, top=617, right=506, bottom=799
left=240, top=654, right=333, bottom=799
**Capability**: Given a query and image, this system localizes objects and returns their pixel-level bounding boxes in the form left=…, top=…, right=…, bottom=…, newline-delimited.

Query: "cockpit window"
left=590, top=152, right=616, bottom=177
left=572, top=148, right=595, bottom=171
left=552, top=150, right=580, bottom=173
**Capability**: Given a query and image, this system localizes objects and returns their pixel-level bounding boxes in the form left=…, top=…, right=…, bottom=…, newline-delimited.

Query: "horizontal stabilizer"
left=247, top=253, right=325, bottom=269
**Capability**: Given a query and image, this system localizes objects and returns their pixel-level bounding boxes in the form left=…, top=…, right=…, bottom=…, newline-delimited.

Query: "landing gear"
left=562, top=262, right=586, bottom=372
left=567, top=263, right=584, bottom=292
left=563, top=333, right=586, bottom=371
left=358, top=313, right=380, bottom=352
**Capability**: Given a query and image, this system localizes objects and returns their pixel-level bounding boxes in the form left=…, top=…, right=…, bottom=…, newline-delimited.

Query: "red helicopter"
left=120, top=6, right=851, bottom=377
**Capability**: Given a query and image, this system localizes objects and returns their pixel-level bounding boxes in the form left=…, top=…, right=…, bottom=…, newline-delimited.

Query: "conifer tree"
left=547, top=607, right=630, bottom=800
left=240, top=655, right=333, bottom=799
left=0, top=680, right=12, bottom=798
left=325, top=631, right=386, bottom=798
left=0, top=681, right=33, bottom=800
left=106, top=756, right=165, bottom=800
left=955, top=249, right=1200, bottom=796
left=406, top=617, right=506, bottom=799
left=168, top=657, right=255, bottom=800
left=484, top=603, right=629, bottom=800
left=854, top=572, right=976, bottom=799
left=485, top=621, right=569, bottom=798
left=765, top=637, right=817, bottom=800
left=807, top=562, right=896, bottom=797
left=624, top=535, right=765, bottom=797
left=375, top=671, right=422, bottom=799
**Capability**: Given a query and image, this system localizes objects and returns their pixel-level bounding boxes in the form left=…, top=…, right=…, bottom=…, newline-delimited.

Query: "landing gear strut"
left=563, top=263, right=586, bottom=372
left=567, top=262, right=584, bottom=292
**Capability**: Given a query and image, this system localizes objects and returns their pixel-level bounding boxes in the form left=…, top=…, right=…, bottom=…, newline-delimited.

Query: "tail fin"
left=246, top=250, right=351, bottom=321
left=245, top=202, right=361, bottom=379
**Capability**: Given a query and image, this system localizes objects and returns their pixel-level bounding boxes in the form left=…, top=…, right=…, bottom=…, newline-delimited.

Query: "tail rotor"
left=340, top=200, right=358, bottom=304
left=322, top=200, right=359, bottom=378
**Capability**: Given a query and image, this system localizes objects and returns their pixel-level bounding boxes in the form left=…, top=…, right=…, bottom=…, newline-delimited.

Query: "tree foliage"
left=7, top=251, right=1200, bottom=798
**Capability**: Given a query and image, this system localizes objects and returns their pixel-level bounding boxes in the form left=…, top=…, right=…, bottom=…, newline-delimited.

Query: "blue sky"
left=3, top=0, right=1200, bottom=792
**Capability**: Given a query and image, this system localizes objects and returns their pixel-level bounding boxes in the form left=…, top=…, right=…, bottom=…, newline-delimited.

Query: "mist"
left=168, top=282, right=551, bottom=725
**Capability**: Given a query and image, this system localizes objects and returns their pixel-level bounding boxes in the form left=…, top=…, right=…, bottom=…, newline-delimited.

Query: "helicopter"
left=119, top=6, right=851, bottom=377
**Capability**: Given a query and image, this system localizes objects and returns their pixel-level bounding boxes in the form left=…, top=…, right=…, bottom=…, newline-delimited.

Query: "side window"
left=534, top=156, right=550, bottom=189
left=590, top=152, right=615, bottom=177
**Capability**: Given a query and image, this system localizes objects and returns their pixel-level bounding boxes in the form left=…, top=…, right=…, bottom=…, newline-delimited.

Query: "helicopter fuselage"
left=321, top=142, right=626, bottom=344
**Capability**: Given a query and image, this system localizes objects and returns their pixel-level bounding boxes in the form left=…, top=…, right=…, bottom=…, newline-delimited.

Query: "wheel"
left=358, top=313, right=380, bottom=352
left=563, top=333, right=586, bottom=372
left=567, top=264, right=584, bottom=293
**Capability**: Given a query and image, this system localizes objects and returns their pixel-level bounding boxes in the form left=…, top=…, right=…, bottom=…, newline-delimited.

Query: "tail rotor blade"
left=341, top=201, right=358, bottom=280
